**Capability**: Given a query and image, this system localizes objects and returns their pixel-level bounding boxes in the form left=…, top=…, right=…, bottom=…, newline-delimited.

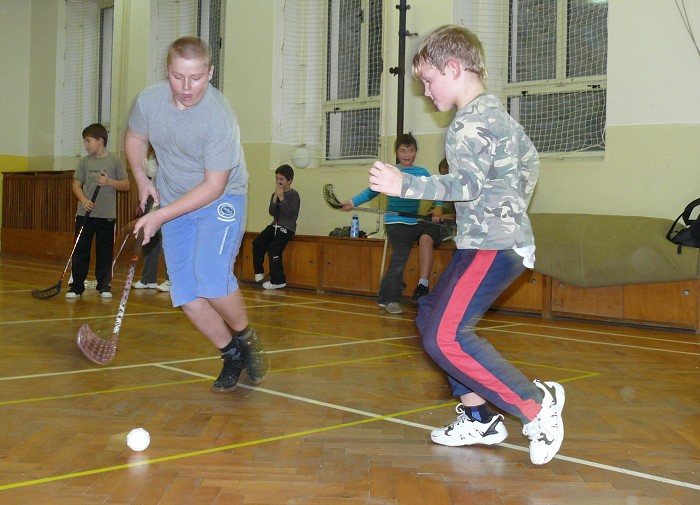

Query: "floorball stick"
left=32, top=185, right=102, bottom=300
left=323, top=183, right=429, bottom=219
left=77, top=198, right=154, bottom=364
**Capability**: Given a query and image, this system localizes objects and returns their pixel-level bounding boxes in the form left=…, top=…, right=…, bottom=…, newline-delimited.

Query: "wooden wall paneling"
left=1, top=229, right=73, bottom=260
left=492, top=270, right=544, bottom=313
left=281, top=238, right=318, bottom=289
left=622, top=280, right=697, bottom=328
left=5, top=173, right=700, bottom=333
left=234, top=235, right=318, bottom=290
left=369, top=239, right=387, bottom=295
left=320, top=238, right=372, bottom=294
left=402, top=247, right=419, bottom=296
left=430, top=248, right=455, bottom=287
left=236, top=236, right=255, bottom=282
left=541, top=274, right=552, bottom=318
left=551, top=280, right=624, bottom=318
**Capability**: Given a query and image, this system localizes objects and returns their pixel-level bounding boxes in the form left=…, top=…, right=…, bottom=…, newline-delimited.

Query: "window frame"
left=321, top=0, right=383, bottom=165
left=503, top=0, right=608, bottom=156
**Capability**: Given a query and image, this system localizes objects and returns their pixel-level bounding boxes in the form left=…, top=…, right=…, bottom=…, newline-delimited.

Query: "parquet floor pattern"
left=0, top=255, right=698, bottom=504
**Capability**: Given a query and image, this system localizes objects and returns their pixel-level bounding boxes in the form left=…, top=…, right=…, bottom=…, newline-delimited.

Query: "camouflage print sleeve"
left=519, top=135, right=539, bottom=206
left=401, top=116, right=493, bottom=203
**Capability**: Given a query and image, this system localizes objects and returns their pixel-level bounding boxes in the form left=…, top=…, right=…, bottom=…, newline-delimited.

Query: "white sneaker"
left=157, top=280, right=171, bottom=292
left=85, top=279, right=97, bottom=289
left=385, top=302, right=403, bottom=314
left=523, top=380, right=565, bottom=465
left=100, top=291, right=113, bottom=299
left=133, top=280, right=158, bottom=289
left=65, top=291, right=81, bottom=299
left=254, top=273, right=264, bottom=283
left=431, top=404, right=508, bottom=447
left=262, top=281, right=286, bottom=290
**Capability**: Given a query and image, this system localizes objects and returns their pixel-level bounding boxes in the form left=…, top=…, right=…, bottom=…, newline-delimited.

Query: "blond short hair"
left=167, top=36, right=212, bottom=68
left=412, top=25, right=487, bottom=82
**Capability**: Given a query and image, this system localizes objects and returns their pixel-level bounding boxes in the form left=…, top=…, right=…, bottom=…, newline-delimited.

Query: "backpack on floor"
left=666, top=197, right=700, bottom=253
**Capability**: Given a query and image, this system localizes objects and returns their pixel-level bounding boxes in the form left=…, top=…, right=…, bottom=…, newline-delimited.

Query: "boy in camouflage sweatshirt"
left=368, top=25, right=565, bottom=466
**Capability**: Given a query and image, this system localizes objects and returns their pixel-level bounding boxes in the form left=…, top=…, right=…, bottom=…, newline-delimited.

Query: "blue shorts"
left=161, top=194, right=246, bottom=307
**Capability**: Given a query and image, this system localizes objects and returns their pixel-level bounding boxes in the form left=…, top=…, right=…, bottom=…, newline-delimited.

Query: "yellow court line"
left=0, top=334, right=422, bottom=383
left=253, top=322, right=421, bottom=350
left=272, top=351, right=422, bottom=373
left=507, top=359, right=603, bottom=377
left=0, top=379, right=209, bottom=407
left=0, top=352, right=420, bottom=407
left=0, top=350, right=600, bottom=408
left=0, top=403, right=447, bottom=492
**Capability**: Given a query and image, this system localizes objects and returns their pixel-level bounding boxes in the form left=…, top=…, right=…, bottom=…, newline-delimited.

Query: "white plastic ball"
left=127, top=428, right=151, bottom=451
left=292, top=147, right=311, bottom=169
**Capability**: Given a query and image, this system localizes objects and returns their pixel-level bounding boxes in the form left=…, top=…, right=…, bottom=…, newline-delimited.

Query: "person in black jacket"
left=252, top=164, right=301, bottom=289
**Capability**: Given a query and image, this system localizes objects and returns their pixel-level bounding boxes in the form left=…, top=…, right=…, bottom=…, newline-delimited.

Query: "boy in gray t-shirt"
left=67, top=123, right=129, bottom=299
left=125, top=36, right=269, bottom=394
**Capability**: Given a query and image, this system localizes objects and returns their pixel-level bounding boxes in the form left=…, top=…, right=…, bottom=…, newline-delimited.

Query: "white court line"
left=7, top=281, right=697, bottom=347
left=159, top=362, right=700, bottom=493
left=250, top=288, right=700, bottom=346
left=485, top=327, right=700, bottom=357
left=245, top=289, right=700, bottom=346
left=2, top=300, right=695, bottom=358
left=272, top=298, right=700, bottom=352
left=482, top=314, right=700, bottom=346
left=0, top=299, right=320, bottom=326
left=1, top=276, right=697, bottom=491
left=0, top=335, right=420, bottom=382
left=7, top=259, right=700, bottom=347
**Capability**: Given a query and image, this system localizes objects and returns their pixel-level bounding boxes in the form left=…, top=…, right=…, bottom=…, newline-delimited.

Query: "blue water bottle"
left=350, top=214, right=360, bottom=238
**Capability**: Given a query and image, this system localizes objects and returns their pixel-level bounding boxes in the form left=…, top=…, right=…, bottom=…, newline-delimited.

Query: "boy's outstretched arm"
left=368, top=161, right=403, bottom=197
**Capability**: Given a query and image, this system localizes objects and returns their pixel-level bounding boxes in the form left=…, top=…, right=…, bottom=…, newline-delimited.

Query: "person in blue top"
left=342, top=133, right=444, bottom=314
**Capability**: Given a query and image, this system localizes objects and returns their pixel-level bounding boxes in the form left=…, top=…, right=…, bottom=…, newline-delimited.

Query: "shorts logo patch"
left=216, top=202, right=236, bottom=222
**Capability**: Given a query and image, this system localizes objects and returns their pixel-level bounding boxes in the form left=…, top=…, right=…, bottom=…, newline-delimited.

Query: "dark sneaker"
left=211, top=346, right=245, bottom=393
left=411, top=284, right=429, bottom=301
left=239, top=328, right=270, bottom=385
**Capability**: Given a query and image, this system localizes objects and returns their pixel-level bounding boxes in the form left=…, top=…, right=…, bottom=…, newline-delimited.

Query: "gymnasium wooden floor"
left=0, top=254, right=698, bottom=505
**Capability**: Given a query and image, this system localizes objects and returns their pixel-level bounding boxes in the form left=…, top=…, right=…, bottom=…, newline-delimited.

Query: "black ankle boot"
left=211, top=346, right=245, bottom=393
left=238, top=328, right=270, bottom=385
